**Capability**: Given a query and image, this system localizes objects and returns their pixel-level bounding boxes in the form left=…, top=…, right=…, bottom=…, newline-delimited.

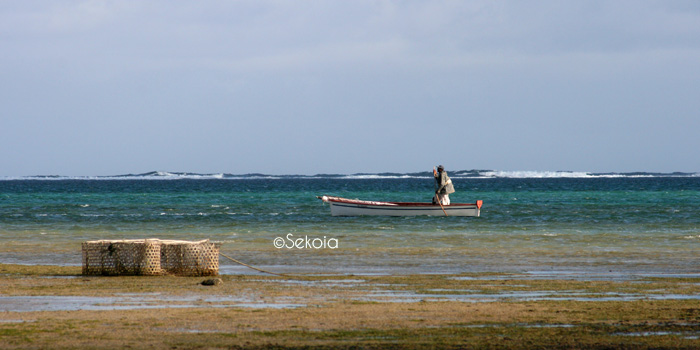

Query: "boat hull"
left=319, top=196, right=482, bottom=217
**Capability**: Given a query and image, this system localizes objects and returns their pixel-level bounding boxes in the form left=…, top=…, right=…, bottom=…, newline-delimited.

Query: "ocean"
left=1, top=170, right=699, bottom=277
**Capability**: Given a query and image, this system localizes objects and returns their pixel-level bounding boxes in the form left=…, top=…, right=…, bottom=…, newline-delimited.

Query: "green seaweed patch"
left=0, top=264, right=80, bottom=276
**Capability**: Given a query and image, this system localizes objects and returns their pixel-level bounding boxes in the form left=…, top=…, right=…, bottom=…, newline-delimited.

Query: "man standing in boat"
left=434, top=165, right=455, bottom=205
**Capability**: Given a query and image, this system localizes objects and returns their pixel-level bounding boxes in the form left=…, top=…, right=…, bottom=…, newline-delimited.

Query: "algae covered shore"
left=1, top=264, right=700, bottom=349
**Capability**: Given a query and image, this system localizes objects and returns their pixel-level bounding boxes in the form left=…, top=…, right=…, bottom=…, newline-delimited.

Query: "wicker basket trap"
left=82, top=239, right=220, bottom=276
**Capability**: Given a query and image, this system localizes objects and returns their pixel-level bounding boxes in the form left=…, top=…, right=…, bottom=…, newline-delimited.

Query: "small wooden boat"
left=317, top=195, right=482, bottom=217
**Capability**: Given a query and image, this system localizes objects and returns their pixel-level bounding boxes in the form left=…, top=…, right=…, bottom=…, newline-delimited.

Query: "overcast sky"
left=1, top=1, right=699, bottom=176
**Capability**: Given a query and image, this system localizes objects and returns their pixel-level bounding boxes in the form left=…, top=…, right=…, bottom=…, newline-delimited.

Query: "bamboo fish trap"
left=82, top=239, right=220, bottom=276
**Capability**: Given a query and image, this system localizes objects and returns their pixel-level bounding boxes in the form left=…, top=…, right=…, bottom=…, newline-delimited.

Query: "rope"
left=220, top=252, right=292, bottom=278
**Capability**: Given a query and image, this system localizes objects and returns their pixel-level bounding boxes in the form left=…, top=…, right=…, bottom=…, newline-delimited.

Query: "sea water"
left=1, top=171, right=698, bottom=276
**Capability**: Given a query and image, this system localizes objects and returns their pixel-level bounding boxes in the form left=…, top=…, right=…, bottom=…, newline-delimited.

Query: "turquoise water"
left=1, top=174, right=699, bottom=275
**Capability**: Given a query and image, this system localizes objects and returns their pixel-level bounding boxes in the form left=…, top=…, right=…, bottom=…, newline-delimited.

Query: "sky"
left=1, top=1, right=699, bottom=176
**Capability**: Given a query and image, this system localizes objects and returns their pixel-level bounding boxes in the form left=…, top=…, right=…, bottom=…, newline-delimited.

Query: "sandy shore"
left=1, top=264, right=700, bottom=349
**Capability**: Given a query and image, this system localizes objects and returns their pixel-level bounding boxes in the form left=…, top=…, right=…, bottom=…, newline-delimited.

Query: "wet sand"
left=1, top=264, right=700, bottom=349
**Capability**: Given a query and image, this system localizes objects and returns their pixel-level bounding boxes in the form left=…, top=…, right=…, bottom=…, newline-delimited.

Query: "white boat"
left=318, top=195, right=482, bottom=217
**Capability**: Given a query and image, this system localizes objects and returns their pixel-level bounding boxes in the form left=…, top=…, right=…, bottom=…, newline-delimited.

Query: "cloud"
left=5, top=1, right=699, bottom=75
left=1, top=1, right=699, bottom=175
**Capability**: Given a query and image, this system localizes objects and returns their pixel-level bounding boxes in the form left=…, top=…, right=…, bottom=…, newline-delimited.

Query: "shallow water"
left=0, top=294, right=305, bottom=313
left=1, top=176, right=699, bottom=275
left=4, top=276, right=700, bottom=313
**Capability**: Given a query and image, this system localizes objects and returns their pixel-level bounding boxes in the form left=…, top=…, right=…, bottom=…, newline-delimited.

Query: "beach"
left=1, top=174, right=699, bottom=348
left=1, top=264, right=700, bottom=349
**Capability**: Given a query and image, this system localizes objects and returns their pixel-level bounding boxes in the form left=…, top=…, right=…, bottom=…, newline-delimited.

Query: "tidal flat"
left=1, top=264, right=700, bottom=349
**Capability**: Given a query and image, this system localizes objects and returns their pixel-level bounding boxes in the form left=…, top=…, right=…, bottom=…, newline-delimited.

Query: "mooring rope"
left=219, top=252, right=291, bottom=277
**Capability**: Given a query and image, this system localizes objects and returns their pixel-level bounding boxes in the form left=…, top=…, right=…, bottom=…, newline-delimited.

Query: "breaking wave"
left=2, top=170, right=698, bottom=181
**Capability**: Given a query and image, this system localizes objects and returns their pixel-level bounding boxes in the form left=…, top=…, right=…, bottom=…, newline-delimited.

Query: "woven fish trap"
left=82, top=239, right=220, bottom=276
